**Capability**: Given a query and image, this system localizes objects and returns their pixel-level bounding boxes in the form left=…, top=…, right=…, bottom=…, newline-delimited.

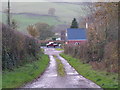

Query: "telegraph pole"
left=7, top=0, right=10, bottom=26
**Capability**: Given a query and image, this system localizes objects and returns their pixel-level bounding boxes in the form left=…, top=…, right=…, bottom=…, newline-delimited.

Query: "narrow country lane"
left=23, top=47, right=101, bottom=88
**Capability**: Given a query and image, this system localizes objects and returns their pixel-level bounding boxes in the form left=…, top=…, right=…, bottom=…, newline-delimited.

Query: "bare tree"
left=27, top=25, right=40, bottom=38
left=48, top=8, right=56, bottom=16
left=35, top=23, right=54, bottom=40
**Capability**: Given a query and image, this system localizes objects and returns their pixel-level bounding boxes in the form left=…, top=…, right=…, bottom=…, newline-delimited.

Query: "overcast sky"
left=1, top=0, right=90, bottom=2
left=1, top=0, right=120, bottom=2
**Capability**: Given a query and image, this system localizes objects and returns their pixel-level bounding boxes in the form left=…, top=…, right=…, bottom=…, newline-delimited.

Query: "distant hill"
left=1, top=2, right=89, bottom=33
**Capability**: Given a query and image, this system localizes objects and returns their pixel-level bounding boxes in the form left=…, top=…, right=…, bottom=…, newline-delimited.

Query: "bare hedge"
left=64, top=40, right=118, bottom=73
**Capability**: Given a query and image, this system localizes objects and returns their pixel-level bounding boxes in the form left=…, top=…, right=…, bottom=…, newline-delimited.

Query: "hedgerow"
left=2, top=23, right=41, bottom=70
left=64, top=40, right=118, bottom=73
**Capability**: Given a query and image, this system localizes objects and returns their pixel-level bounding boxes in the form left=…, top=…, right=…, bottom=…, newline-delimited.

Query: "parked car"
left=46, top=42, right=59, bottom=48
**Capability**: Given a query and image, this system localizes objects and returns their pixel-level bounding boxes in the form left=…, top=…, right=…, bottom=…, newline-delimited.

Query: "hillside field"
left=1, top=2, right=89, bottom=33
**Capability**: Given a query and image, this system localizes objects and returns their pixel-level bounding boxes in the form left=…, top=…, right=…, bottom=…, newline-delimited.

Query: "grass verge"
left=54, top=56, right=66, bottom=77
left=2, top=54, right=50, bottom=88
left=60, top=53, right=118, bottom=88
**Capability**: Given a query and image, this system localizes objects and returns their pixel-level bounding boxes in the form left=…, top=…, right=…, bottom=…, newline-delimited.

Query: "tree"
left=27, top=25, right=40, bottom=38
left=70, top=18, right=79, bottom=28
left=35, top=23, right=54, bottom=40
left=48, top=8, right=56, bottom=16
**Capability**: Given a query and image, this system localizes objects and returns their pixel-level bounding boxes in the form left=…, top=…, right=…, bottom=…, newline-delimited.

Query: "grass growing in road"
left=60, top=53, right=118, bottom=88
left=2, top=54, right=50, bottom=88
left=54, top=56, right=66, bottom=77
left=55, top=48, right=64, bottom=51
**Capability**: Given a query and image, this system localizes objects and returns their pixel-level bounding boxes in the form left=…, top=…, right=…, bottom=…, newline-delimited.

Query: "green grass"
left=60, top=53, right=118, bottom=88
left=55, top=48, right=64, bottom=51
left=2, top=54, right=50, bottom=88
left=54, top=56, right=66, bottom=77
left=0, top=74, right=2, bottom=89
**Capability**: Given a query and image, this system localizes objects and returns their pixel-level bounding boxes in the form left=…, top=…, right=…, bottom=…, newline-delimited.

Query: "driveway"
left=23, top=47, right=101, bottom=88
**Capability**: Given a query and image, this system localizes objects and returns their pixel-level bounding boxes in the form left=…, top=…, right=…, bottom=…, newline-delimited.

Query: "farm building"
left=66, top=28, right=87, bottom=45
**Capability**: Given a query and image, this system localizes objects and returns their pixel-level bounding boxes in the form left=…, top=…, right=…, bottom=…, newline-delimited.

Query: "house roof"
left=67, top=28, right=87, bottom=40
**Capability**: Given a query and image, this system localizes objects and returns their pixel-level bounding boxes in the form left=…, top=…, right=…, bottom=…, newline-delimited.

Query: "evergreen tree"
left=70, top=18, right=78, bottom=28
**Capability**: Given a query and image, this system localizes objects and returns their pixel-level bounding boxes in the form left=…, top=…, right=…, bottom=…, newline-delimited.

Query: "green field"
left=1, top=2, right=89, bottom=33
left=60, top=53, right=118, bottom=88
left=1, top=12, right=63, bottom=33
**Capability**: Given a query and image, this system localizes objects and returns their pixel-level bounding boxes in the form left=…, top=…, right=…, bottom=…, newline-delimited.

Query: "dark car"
left=46, top=42, right=59, bottom=48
